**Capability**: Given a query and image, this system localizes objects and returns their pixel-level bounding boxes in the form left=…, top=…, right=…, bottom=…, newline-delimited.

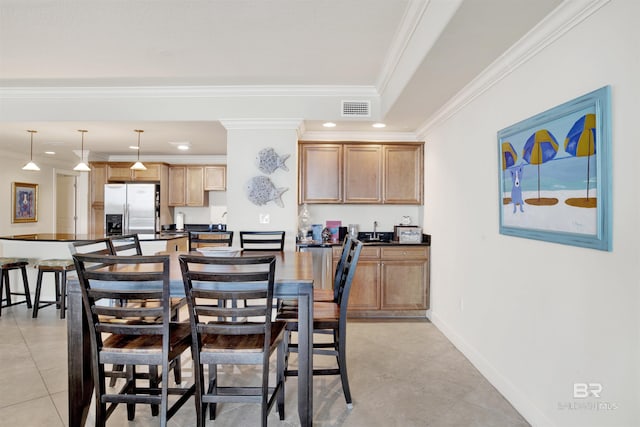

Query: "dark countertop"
left=297, top=234, right=431, bottom=248
left=0, top=233, right=189, bottom=242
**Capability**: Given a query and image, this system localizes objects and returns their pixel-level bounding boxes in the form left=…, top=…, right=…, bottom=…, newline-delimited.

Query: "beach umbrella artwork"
left=522, top=129, right=559, bottom=205
left=564, top=114, right=597, bottom=208
left=501, top=142, right=517, bottom=204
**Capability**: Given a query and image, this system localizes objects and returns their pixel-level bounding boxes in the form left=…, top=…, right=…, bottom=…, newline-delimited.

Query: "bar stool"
left=0, top=257, right=32, bottom=317
left=32, top=259, right=75, bottom=319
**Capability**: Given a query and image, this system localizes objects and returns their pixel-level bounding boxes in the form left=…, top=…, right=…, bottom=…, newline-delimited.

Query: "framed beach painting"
left=12, top=182, right=38, bottom=223
left=497, top=86, right=612, bottom=251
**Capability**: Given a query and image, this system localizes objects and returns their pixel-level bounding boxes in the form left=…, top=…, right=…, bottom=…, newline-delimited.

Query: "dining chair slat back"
left=108, top=234, right=143, bottom=256
left=189, top=231, right=234, bottom=251
left=239, top=231, right=285, bottom=251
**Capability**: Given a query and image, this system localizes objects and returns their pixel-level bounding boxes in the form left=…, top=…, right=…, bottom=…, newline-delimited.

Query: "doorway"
left=55, top=172, right=78, bottom=234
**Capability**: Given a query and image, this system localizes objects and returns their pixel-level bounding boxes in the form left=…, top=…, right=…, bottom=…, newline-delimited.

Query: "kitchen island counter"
left=0, top=233, right=187, bottom=242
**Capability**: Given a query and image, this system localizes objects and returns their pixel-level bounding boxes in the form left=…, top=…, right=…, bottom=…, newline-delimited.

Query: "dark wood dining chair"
left=276, top=238, right=363, bottom=408
left=72, top=253, right=195, bottom=426
left=239, top=231, right=285, bottom=251
left=179, top=254, right=286, bottom=427
left=189, top=231, right=234, bottom=251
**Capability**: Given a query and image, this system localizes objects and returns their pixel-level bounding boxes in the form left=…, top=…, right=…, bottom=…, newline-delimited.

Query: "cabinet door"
left=132, top=163, right=161, bottom=181
left=204, top=166, right=226, bottom=191
left=106, top=164, right=132, bottom=182
left=380, top=259, right=429, bottom=310
left=168, top=166, right=186, bottom=206
left=347, top=260, right=381, bottom=310
left=186, top=166, right=207, bottom=206
left=299, top=144, right=342, bottom=203
left=344, top=144, right=382, bottom=203
left=89, top=163, right=107, bottom=234
left=384, top=144, right=423, bottom=204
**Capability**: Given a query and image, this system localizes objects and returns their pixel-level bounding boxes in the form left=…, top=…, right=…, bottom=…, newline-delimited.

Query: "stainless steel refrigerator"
left=104, top=183, right=159, bottom=235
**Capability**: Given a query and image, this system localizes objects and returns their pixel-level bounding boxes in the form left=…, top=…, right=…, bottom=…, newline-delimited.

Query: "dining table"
left=67, top=250, right=315, bottom=426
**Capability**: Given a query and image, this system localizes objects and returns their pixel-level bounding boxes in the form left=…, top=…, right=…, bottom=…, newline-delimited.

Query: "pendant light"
left=73, top=129, right=91, bottom=172
left=22, top=130, right=40, bottom=171
left=130, top=129, right=147, bottom=170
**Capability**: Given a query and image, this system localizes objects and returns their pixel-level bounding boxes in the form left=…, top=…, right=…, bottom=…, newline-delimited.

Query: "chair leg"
left=59, top=271, right=67, bottom=319
left=336, top=327, right=353, bottom=407
left=32, top=269, right=44, bottom=318
left=54, top=271, right=61, bottom=309
left=149, top=365, right=159, bottom=416
left=208, top=364, right=217, bottom=420
left=277, top=333, right=286, bottom=420
left=20, top=266, right=32, bottom=308
left=126, top=365, right=136, bottom=421
left=2, top=269, right=11, bottom=308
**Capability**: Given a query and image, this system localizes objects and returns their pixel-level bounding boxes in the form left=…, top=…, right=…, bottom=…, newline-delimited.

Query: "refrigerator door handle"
left=124, top=204, right=129, bottom=234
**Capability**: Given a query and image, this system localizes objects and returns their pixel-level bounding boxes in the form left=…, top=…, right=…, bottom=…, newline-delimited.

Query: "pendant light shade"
left=130, top=129, right=147, bottom=170
left=22, top=130, right=40, bottom=171
left=73, top=129, right=91, bottom=172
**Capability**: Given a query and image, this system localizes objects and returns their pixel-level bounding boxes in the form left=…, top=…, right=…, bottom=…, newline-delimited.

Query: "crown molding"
left=300, top=130, right=420, bottom=142
left=0, top=85, right=379, bottom=99
left=219, top=119, right=304, bottom=131
left=106, top=154, right=227, bottom=164
left=416, top=0, right=611, bottom=138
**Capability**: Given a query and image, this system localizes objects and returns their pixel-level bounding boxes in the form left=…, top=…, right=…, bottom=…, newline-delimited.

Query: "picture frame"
left=12, top=182, right=38, bottom=223
left=497, top=86, right=612, bottom=251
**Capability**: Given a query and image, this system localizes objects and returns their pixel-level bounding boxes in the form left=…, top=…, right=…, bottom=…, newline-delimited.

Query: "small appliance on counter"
left=394, top=226, right=423, bottom=243
left=175, top=212, right=185, bottom=231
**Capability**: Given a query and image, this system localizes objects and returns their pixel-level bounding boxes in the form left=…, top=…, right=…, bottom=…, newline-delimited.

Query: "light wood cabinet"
left=89, top=162, right=107, bottom=234
left=299, top=141, right=423, bottom=205
left=106, top=162, right=162, bottom=182
left=299, top=144, right=342, bottom=203
left=204, top=165, right=226, bottom=191
left=343, top=145, right=382, bottom=203
left=383, top=145, right=423, bottom=204
left=334, top=244, right=429, bottom=318
left=168, top=165, right=209, bottom=207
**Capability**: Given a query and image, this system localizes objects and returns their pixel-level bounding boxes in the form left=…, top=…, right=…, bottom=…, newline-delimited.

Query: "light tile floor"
left=0, top=305, right=530, bottom=427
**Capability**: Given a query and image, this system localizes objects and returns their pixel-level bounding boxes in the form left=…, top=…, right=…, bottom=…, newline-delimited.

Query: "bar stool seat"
left=32, top=259, right=75, bottom=319
left=0, top=257, right=32, bottom=316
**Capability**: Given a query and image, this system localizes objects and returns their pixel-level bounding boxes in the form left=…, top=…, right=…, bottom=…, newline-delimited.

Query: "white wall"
left=422, top=1, right=639, bottom=426
left=224, top=122, right=300, bottom=250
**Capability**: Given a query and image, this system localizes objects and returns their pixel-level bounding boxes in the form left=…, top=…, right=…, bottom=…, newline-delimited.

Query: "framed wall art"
left=12, top=182, right=38, bottom=223
left=497, top=86, right=612, bottom=251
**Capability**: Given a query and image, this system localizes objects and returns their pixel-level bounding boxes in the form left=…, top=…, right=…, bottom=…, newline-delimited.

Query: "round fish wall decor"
left=256, top=147, right=289, bottom=174
left=246, top=175, right=288, bottom=208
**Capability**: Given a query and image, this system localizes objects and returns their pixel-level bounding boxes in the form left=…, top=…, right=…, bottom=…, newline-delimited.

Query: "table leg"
left=297, top=291, right=313, bottom=426
left=67, top=279, right=93, bottom=426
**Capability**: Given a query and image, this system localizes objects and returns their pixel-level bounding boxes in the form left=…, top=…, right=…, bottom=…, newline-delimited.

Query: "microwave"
left=395, top=226, right=423, bottom=244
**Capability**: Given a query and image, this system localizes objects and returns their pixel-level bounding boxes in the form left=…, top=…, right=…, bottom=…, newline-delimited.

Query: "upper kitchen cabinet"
left=168, top=165, right=209, bottom=207
left=383, top=144, right=423, bottom=204
left=344, top=144, right=382, bottom=203
left=299, top=141, right=424, bottom=205
left=204, top=165, right=226, bottom=191
left=299, top=143, right=343, bottom=203
left=106, top=162, right=163, bottom=182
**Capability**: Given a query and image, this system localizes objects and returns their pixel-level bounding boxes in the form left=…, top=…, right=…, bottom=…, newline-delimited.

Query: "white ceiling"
left=0, top=0, right=564, bottom=159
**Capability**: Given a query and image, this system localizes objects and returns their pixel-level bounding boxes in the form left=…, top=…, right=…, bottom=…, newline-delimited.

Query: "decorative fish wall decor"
left=256, top=147, right=289, bottom=174
left=246, top=176, right=288, bottom=207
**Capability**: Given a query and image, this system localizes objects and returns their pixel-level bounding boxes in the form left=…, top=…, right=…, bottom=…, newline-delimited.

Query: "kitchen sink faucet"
left=372, top=221, right=379, bottom=240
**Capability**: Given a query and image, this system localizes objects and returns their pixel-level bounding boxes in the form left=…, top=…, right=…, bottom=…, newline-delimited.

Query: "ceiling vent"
left=341, top=100, right=371, bottom=118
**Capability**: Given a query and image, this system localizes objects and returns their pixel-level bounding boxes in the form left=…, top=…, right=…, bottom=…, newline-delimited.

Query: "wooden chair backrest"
left=179, top=254, right=277, bottom=351
left=239, top=231, right=285, bottom=251
left=189, top=231, right=234, bottom=251
left=72, top=254, right=171, bottom=357
left=108, top=234, right=143, bottom=256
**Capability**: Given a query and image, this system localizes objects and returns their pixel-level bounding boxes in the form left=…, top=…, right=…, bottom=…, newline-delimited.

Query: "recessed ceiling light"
left=169, top=141, right=191, bottom=151
left=45, top=151, right=56, bottom=155
left=129, top=145, right=140, bottom=150
left=323, top=122, right=336, bottom=128
left=372, top=123, right=386, bottom=128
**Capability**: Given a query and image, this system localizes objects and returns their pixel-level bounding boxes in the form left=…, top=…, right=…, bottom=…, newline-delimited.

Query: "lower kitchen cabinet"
left=335, top=244, right=430, bottom=318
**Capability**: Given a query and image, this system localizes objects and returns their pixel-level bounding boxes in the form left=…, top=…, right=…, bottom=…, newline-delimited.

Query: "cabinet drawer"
left=381, top=246, right=428, bottom=259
